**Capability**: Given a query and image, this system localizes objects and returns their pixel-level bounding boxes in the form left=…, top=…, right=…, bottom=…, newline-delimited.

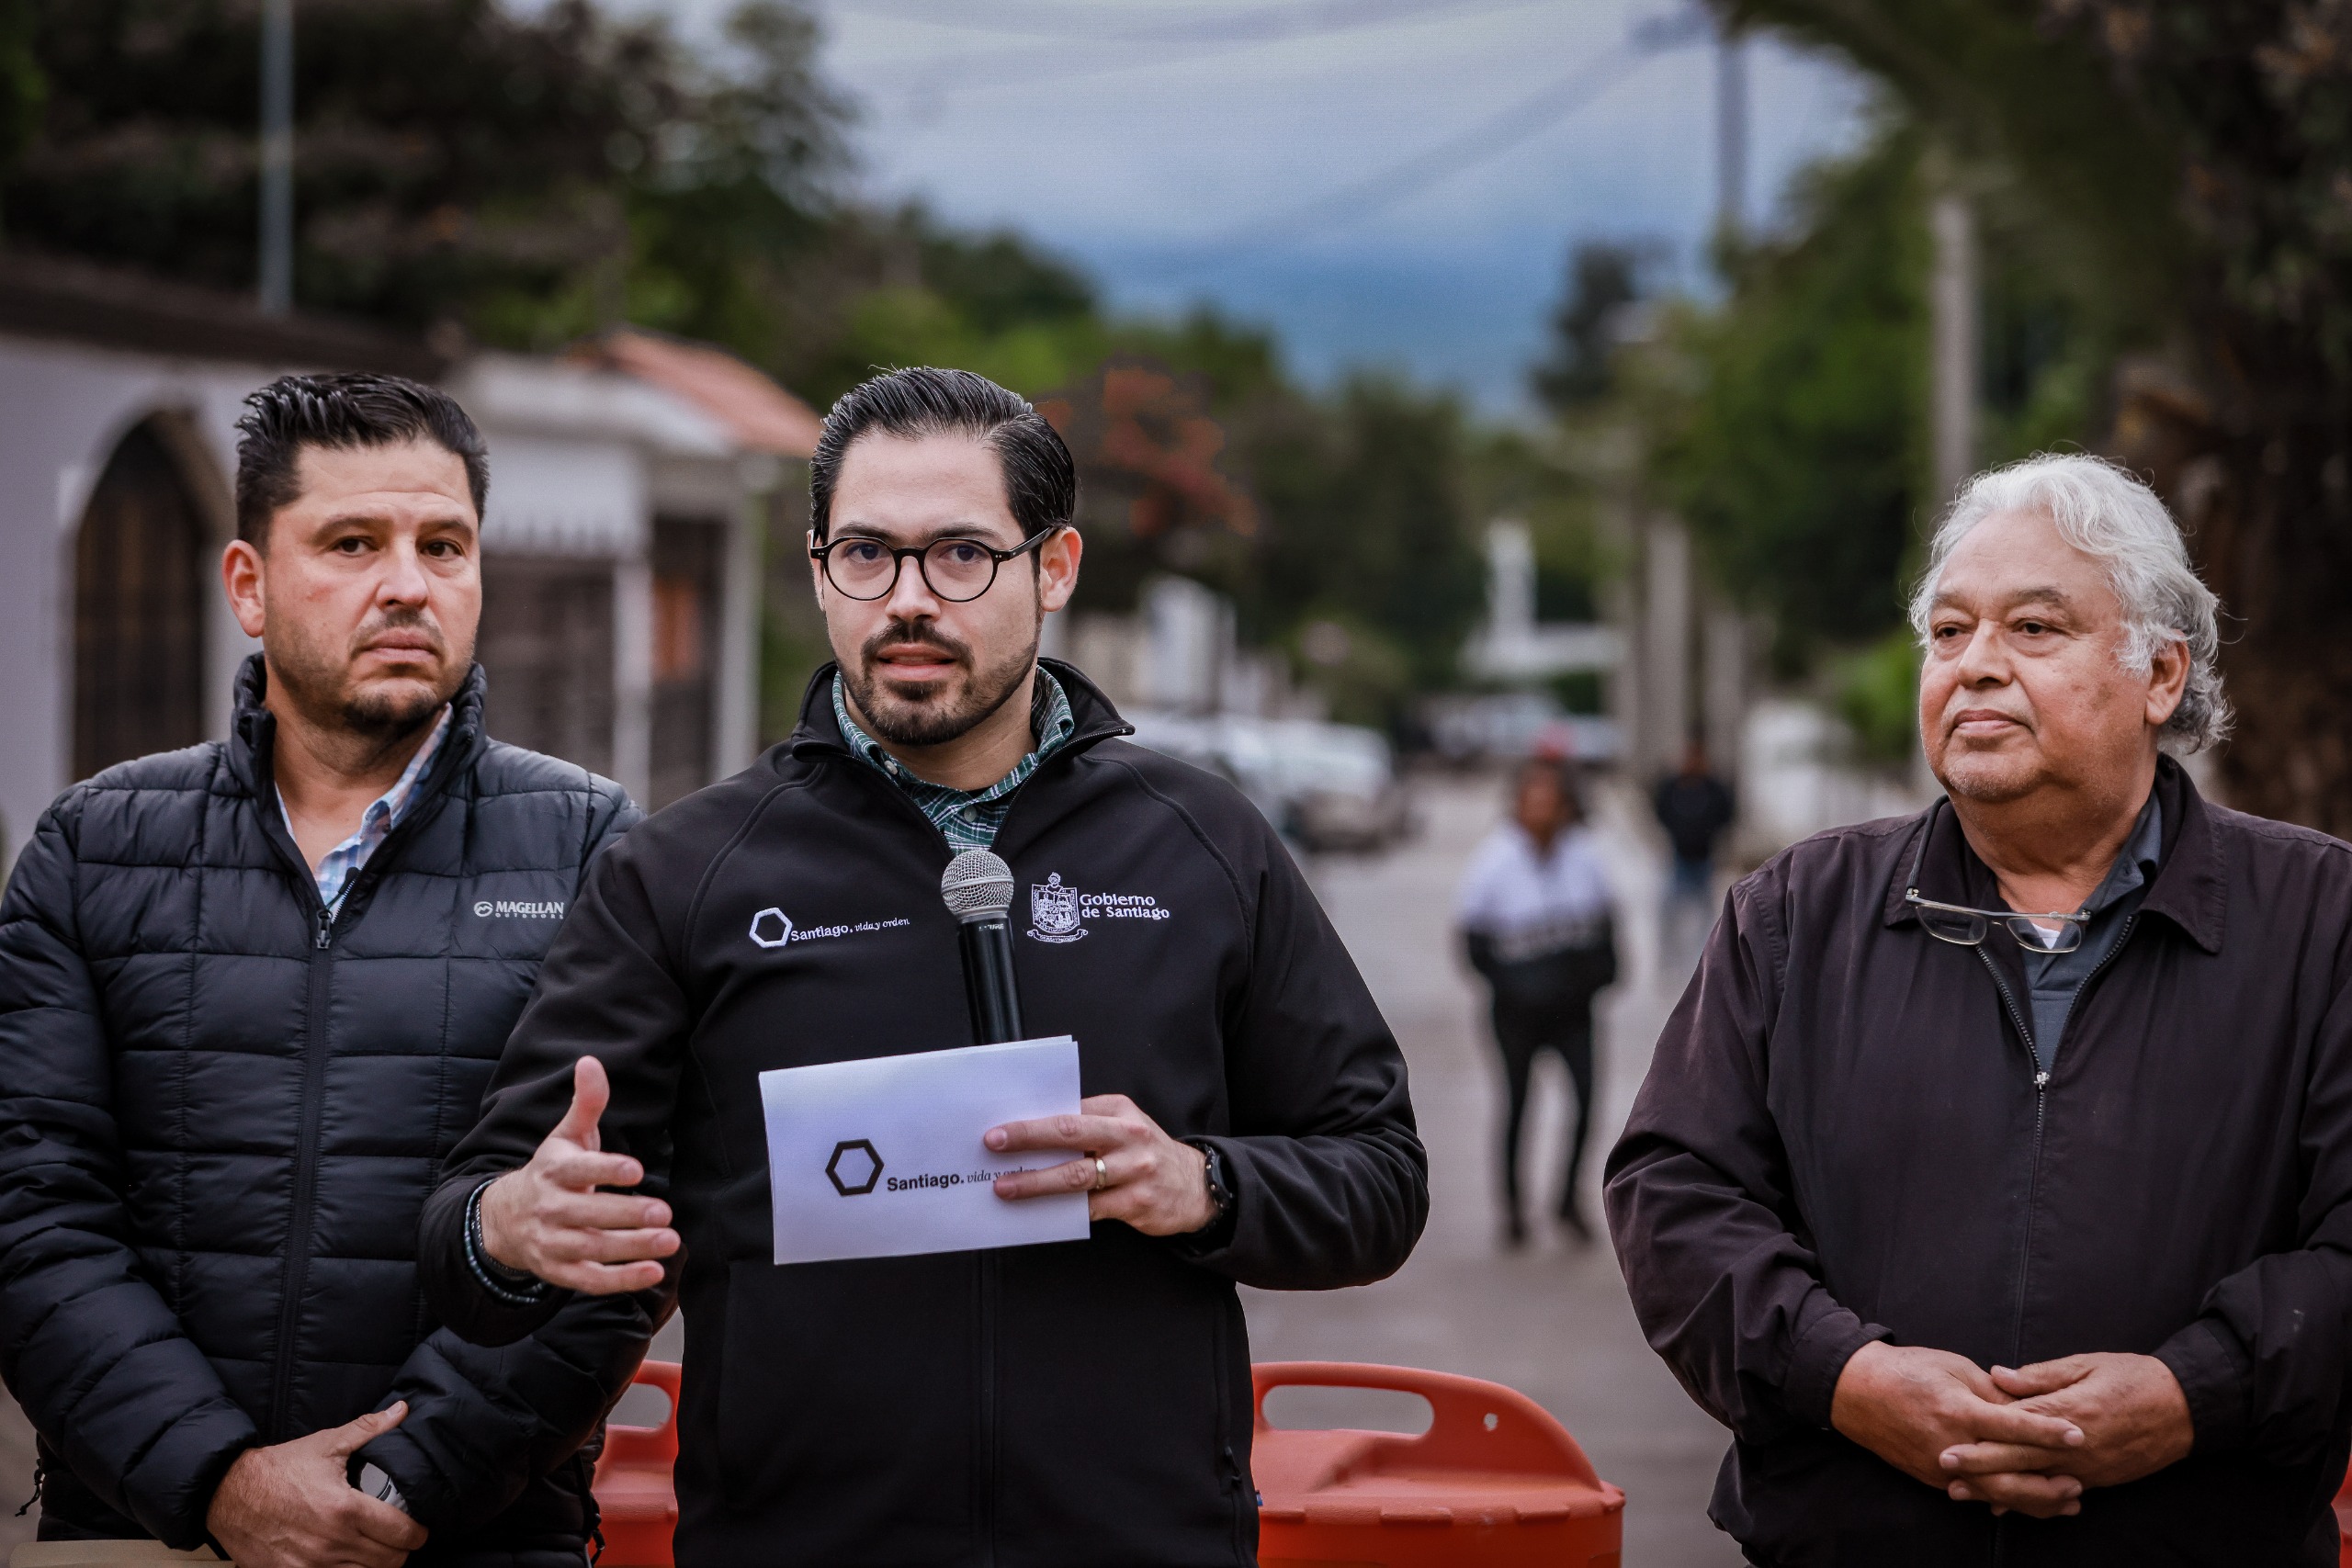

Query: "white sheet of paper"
left=758, top=1035, right=1091, bottom=1266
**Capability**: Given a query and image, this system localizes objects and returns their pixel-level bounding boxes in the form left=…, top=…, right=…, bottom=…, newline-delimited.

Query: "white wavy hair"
left=1907, top=453, right=2230, bottom=753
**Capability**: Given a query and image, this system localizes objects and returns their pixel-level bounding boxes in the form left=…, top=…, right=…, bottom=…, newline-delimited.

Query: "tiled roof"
left=572, top=328, right=820, bottom=458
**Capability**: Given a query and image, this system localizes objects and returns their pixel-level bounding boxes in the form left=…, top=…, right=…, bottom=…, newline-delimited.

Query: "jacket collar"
left=787, top=656, right=1135, bottom=762
left=225, top=651, right=489, bottom=809
left=1883, top=753, right=2225, bottom=954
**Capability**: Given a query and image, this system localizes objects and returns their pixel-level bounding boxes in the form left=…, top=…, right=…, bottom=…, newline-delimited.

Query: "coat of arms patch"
left=1027, top=873, right=1086, bottom=943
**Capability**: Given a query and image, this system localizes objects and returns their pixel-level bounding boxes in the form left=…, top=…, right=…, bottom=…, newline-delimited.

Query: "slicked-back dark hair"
left=809, top=366, right=1076, bottom=544
left=233, top=372, right=490, bottom=547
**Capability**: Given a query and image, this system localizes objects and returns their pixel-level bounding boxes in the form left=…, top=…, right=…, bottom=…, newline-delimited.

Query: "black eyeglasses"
left=1900, top=797, right=2088, bottom=953
left=1905, top=891, right=2089, bottom=953
left=809, top=525, right=1062, bottom=604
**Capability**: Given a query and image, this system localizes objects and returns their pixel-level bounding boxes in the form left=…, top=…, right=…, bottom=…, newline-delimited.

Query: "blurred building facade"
left=1056, top=576, right=1311, bottom=722
left=1462, top=519, right=1622, bottom=685
left=0, top=257, right=813, bottom=867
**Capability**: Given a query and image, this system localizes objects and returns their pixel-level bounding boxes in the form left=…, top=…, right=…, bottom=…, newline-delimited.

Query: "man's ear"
left=222, top=537, right=267, bottom=641
left=1037, top=526, right=1082, bottom=615
left=2143, top=635, right=2190, bottom=730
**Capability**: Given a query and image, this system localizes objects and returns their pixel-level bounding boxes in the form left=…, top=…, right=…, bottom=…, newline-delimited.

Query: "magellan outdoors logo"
left=473, top=900, right=564, bottom=919
left=826, top=1139, right=883, bottom=1196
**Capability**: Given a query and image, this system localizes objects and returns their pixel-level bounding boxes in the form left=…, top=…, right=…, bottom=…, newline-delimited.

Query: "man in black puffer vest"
left=0, top=374, right=662, bottom=1567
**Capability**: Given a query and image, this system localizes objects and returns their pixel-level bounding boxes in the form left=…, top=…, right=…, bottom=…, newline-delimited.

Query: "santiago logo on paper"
left=825, top=1139, right=883, bottom=1195
left=831, top=1135, right=1058, bottom=1197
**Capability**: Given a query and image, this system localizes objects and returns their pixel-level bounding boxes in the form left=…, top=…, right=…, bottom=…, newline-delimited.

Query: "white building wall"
left=0, top=335, right=269, bottom=868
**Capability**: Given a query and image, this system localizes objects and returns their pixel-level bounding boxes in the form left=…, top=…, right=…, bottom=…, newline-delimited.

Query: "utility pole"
left=1915, top=181, right=1980, bottom=795
left=1928, top=190, right=1979, bottom=505
left=258, top=0, right=294, bottom=315
left=1690, top=15, right=1753, bottom=785
left=1714, top=19, right=1748, bottom=243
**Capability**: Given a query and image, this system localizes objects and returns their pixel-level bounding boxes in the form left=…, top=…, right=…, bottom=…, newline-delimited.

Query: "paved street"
left=1250, top=772, right=1739, bottom=1567
left=0, top=771, right=1740, bottom=1564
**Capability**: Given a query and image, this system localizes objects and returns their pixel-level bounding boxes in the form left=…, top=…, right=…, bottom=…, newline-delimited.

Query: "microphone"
left=941, top=849, right=1025, bottom=1044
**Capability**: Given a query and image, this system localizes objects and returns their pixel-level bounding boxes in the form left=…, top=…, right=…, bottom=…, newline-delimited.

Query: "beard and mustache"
left=843, top=616, right=1038, bottom=750
left=267, top=605, right=466, bottom=744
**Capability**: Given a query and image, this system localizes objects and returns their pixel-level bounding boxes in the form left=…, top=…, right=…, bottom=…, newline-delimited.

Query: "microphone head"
left=940, top=848, right=1016, bottom=924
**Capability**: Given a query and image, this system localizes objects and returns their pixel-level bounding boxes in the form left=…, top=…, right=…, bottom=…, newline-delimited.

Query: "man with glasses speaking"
left=418, top=366, right=1428, bottom=1566
left=1608, top=454, right=2352, bottom=1563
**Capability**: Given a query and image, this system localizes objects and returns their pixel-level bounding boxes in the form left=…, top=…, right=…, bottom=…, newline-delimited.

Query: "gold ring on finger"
left=1093, top=1156, right=1109, bottom=1191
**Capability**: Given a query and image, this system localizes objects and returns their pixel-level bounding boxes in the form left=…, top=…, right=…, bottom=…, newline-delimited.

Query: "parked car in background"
left=1124, top=712, right=1412, bottom=852
left=1262, top=720, right=1409, bottom=852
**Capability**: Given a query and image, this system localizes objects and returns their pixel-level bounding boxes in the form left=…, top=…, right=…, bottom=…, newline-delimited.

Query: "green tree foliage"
left=1724, top=0, right=2352, bottom=829
left=1466, top=426, right=1604, bottom=623
left=4, top=0, right=1490, bottom=731
left=1035, top=349, right=1487, bottom=728
left=1650, top=120, right=1929, bottom=671
left=1247, top=375, right=1486, bottom=706
left=1607, top=102, right=2121, bottom=690
left=1, top=0, right=842, bottom=340
left=1530, top=243, right=1646, bottom=412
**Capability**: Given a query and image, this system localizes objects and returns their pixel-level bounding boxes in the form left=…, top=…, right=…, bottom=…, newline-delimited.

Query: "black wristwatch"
left=1189, top=1139, right=1236, bottom=1223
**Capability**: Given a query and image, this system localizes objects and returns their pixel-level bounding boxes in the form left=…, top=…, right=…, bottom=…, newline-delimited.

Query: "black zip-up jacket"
left=1605, top=757, right=2352, bottom=1564
left=0, top=657, right=664, bottom=1562
left=420, top=661, right=1429, bottom=1568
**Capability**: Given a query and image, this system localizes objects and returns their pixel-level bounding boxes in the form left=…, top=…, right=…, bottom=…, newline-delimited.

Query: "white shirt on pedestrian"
left=1457, top=822, right=1613, bottom=962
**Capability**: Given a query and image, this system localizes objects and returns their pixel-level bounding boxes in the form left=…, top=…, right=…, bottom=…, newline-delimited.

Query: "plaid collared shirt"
left=281, top=705, right=452, bottom=914
left=832, top=669, right=1076, bottom=853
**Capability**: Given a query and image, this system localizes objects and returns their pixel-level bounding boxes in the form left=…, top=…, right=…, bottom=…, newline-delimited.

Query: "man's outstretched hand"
left=1831, top=1342, right=2088, bottom=1518
left=1938, top=1352, right=2192, bottom=1504
left=207, top=1404, right=428, bottom=1568
left=477, top=1056, right=678, bottom=1295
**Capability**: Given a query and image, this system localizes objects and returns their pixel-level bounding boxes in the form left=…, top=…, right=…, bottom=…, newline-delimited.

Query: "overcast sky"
left=600, top=0, right=1873, bottom=414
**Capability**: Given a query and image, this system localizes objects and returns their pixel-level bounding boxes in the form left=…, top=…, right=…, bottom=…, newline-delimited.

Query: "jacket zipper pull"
left=314, top=908, right=334, bottom=951
left=2033, top=1070, right=2050, bottom=1089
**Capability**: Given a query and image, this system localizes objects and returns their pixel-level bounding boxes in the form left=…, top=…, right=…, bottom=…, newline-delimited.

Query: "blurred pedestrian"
left=1460, top=756, right=1617, bottom=1247
left=0, top=375, right=655, bottom=1567
left=1653, top=738, right=1735, bottom=950
left=1608, top=455, right=2352, bottom=1561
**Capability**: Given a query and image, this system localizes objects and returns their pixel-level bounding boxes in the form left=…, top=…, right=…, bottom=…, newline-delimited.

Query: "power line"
left=1139, top=38, right=1668, bottom=276
left=852, top=0, right=1560, bottom=103
left=835, top=0, right=1551, bottom=48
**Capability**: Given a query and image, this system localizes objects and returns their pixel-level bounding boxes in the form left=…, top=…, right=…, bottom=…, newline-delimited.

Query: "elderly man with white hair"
left=1607, top=454, right=2352, bottom=1564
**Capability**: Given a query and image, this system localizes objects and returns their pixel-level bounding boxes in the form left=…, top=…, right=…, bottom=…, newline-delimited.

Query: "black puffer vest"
left=0, top=658, right=654, bottom=1562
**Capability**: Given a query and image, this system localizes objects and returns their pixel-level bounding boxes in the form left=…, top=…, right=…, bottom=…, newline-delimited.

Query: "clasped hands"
left=479, top=1058, right=1214, bottom=1295
left=1831, top=1341, right=2194, bottom=1519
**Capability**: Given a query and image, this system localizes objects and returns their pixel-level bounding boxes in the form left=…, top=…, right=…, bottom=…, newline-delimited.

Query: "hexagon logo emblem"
left=748, top=907, right=795, bottom=949
left=825, top=1138, right=883, bottom=1196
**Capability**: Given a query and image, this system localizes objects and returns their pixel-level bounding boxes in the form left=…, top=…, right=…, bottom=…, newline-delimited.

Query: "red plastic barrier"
left=1251, top=1361, right=1623, bottom=1568
left=592, top=1358, right=681, bottom=1568
left=2336, top=1453, right=2351, bottom=1565
left=590, top=1359, right=1627, bottom=1568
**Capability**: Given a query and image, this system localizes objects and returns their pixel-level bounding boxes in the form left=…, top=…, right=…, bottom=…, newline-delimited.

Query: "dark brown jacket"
left=1606, top=758, right=2352, bottom=1565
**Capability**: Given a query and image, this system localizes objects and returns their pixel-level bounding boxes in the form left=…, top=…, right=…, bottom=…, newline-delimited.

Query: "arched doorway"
left=74, top=418, right=210, bottom=779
